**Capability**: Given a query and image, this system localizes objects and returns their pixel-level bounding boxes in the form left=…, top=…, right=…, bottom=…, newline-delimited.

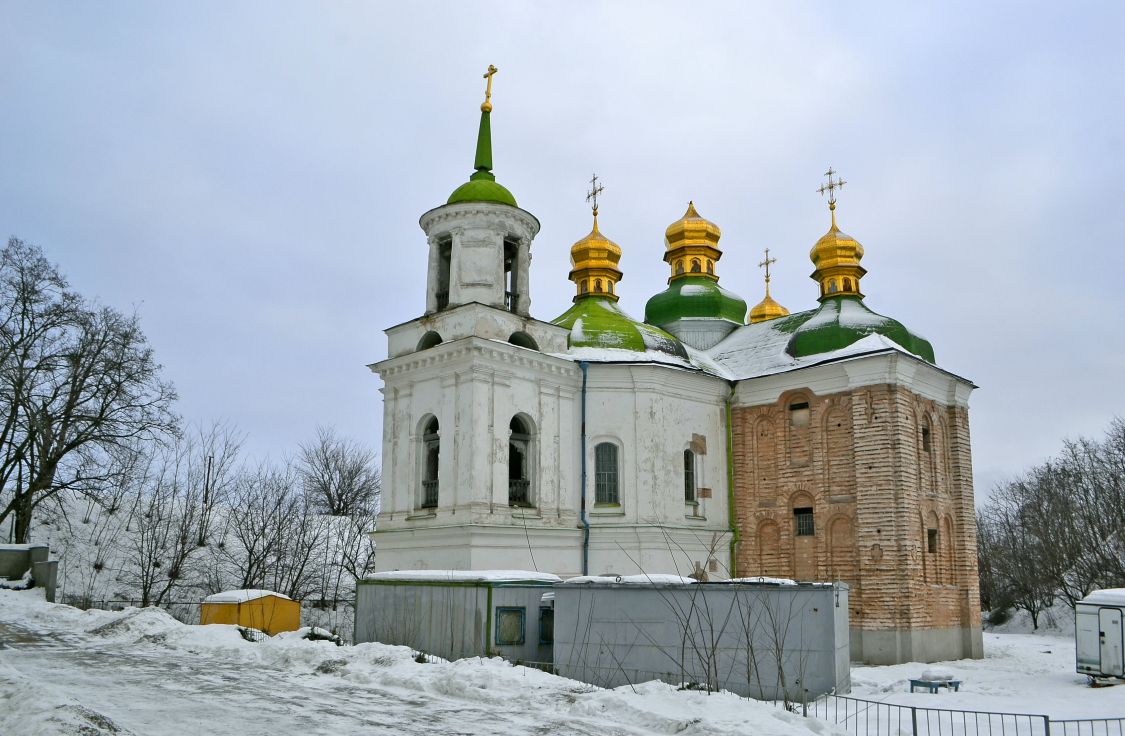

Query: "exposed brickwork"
left=732, top=384, right=980, bottom=642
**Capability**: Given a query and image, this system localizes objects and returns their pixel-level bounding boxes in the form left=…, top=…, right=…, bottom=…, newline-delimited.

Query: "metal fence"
left=806, top=695, right=1125, bottom=736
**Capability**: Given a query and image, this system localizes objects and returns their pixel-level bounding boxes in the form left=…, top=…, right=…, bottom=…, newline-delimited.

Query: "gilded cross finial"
left=758, top=248, right=777, bottom=283
left=481, top=64, right=498, bottom=112
left=586, top=173, right=605, bottom=217
left=817, top=166, right=846, bottom=210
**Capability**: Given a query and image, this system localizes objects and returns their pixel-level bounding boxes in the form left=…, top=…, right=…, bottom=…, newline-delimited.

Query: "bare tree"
left=0, top=238, right=177, bottom=542
left=296, top=426, right=380, bottom=517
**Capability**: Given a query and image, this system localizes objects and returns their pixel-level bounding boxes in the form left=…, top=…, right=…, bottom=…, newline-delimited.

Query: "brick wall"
left=732, top=384, right=979, bottom=634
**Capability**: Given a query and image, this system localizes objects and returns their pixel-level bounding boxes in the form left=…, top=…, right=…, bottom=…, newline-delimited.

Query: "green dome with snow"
left=552, top=296, right=689, bottom=359
left=644, top=276, right=747, bottom=327
left=785, top=295, right=935, bottom=363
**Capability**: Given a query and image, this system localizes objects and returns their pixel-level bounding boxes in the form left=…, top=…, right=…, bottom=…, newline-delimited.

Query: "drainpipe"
left=579, top=361, right=590, bottom=576
left=725, top=382, right=740, bottom=577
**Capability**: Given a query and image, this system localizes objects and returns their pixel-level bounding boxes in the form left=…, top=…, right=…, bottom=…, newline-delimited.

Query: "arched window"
left=421, top=417, right=440, bottom=509
left=683, top=449, right=696, bottom=502
left=691, top=258, right=701, bottom=272
left=594, top=442, right=619, bottom=505
left=843, top=277, right=853, bottom=292
left=509, top=416, right=533, bottom=507
left=417, top=331, right=442, bottom=351
left=581, top=280, right=589, bottom=294
left=508, top=332, right=539, bottom=350
left=607, top=281, right=614, bottom=294
left=828, top=279, right=838, bottom=294
left=676, top=260, right=685, bottom=275
left=706, top=260, right=714, bottom=275
left=595, top=279, right=603, bottom=293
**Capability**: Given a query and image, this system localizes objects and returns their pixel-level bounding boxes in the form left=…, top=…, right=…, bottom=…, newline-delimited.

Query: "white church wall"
left=733, top=350, right=973, bottom=410
left=582, top=363, right=733, bottom=578
left=375, top=337, right=580, bottom=524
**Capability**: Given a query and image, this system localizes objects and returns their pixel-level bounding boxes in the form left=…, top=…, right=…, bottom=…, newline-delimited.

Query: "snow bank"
left=1080, top=588, right=1125, bottom=607
left=365, top=569, right=561, bottom=583
left=0, top=588, right=848, bottom=736
left=203, top=589, right=291, bottom=604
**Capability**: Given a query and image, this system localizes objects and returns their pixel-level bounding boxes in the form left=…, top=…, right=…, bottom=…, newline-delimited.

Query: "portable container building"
left=553, top=575, right=850, bottom=701
left=355, top=570, right=560, bottom=663
left=1076, top=588, right=1125, bottom=679
left=200, top=589, right=300, bottom=635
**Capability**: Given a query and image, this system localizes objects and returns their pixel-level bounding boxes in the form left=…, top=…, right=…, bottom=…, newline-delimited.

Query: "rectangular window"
left=789, top=401, right=810, bottom=428
left=927, top=528, right=938, bottom=553
left=794, top=507, right=815, bottom=536
left=594, top=443, right=619, bottom=505
left=683, top=449, right=696, bottom=503
left=495, top=607, right=526, bottom=646
left=538, top=606, right=554, bottom=645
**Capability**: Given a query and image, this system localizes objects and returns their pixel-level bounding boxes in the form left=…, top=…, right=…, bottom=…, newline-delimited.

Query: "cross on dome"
left=758, top=247, right=777, bottom=284
left=481, top=64, right=498, bottom=112
left=818, top=166, right=846, bottom=209
left=586, top=173, right=604, bottom=216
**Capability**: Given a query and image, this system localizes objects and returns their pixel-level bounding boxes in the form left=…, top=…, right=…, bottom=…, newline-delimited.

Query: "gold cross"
left=758, top=248, right=777, bottom=284
left=586, top=173, right=605, bottom=216
left=817, top=166, right=846, bottom=206
left=481, top=64, right=498, bottom=112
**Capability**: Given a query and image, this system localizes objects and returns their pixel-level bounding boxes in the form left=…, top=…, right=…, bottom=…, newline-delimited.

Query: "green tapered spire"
left=447, top=65, right=517, bottom=207
left=470, top=110, right=494, bottom=181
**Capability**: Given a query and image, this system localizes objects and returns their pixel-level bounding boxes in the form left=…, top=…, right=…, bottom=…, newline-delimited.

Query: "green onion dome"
left=553, top=295, right=689, bottom=359
left=645, top=276, right=748, bottom=327
left=785, top=295, right=935, bottom=363
left=446, top=98, right=518, bottom=207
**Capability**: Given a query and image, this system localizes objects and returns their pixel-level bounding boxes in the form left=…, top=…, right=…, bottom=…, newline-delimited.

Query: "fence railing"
left=1051, top=720, right=1125, bottom=736
left=807, top=695, right=1125, bottom=736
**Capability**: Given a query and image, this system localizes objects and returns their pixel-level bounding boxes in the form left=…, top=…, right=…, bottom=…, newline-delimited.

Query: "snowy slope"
left=0, top=589, right=846, bottom=736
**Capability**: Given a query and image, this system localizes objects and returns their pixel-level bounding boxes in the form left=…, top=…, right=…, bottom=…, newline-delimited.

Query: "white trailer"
left=1076, top=588, right=1125, bottom=679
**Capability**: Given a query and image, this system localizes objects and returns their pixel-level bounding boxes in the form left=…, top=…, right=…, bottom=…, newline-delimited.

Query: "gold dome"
left=748, top=290, right=790, bottom=324
left=809, top=204, right=866, bottom=300
left=569, top=213, right=623, bottom=301
left=663, top=201, right=723, bottom=283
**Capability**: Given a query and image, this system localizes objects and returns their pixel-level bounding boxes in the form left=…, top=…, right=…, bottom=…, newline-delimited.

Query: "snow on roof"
left=203, top=589, right=292, bottom=604
left=365, top=570, right=562, bottom=584
left=563, top=574, right=699, bottom=585
left=709, top=318, right=912, bottom=381
left=1080, top=588, right=1125, bottom=606
left=726, top=576, right=799, bottom=586
left=0, top=544, right=40, bottom=551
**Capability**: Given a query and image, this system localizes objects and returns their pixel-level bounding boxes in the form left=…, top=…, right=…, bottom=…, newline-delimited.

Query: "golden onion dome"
left=809, top=204, right=866, bottom=300
left=748, top=290, right=790, bottom=324
left=664, top=201, right=722, bottom=251
left=568, top=213, right=623, bottom=301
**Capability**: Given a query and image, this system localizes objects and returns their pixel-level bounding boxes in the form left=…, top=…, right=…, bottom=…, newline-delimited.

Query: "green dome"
left=445, top=108, right=518, bottom=207
left=552, top=296, right=688, bottom=359
left=447, top=177, right=518, bottom=207
left=644, top=276, right=747, bottom=327
left=785, top=295, right=935, bottom=363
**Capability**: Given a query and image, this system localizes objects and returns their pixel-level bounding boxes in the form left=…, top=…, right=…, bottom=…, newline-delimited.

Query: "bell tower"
left=420, top=65, right=538, bottom=317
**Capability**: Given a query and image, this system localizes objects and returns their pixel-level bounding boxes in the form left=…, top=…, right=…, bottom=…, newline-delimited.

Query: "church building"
left=369, top=68, right=982, bottom=665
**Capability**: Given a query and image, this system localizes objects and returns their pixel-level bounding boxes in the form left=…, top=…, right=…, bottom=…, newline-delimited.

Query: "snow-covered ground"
left=0, top=589, right=843, bottom=736
left=2, top=589, right=1123, bottom=735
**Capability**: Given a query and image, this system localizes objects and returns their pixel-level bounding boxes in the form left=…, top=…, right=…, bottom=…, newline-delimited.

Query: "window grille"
left=794, top=507, right=815, bottom=536
left=594, top=443, right=619, bottom=505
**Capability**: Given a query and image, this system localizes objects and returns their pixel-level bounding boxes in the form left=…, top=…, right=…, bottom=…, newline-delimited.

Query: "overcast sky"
left=2, top=2, right=1122, bottom=499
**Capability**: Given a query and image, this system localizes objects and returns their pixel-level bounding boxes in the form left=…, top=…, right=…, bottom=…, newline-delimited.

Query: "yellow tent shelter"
left=200, top=589, right=300, bottom=635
